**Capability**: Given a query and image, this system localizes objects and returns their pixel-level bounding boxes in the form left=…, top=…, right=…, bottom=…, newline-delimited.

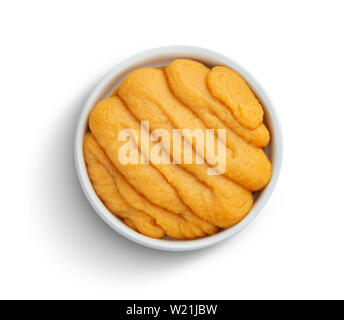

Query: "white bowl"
left=74, top=46, right=283, bottom=251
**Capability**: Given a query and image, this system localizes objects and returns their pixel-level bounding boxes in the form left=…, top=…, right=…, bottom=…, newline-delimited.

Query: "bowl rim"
left=74, top=45, right=283, bottom=252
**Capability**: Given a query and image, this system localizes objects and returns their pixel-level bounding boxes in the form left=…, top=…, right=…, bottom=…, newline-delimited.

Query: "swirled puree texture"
left=84, top=59, right=272, bottom=239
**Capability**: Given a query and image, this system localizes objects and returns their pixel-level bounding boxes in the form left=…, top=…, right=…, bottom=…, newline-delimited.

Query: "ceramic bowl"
left=74, top=46, right=283, bottom=251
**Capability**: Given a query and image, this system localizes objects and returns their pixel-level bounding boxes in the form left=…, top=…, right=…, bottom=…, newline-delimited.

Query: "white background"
left=0, top=0, right=343, bottom=300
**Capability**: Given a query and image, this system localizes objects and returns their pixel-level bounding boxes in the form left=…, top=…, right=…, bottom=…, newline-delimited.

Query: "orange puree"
left=83, top=59, right=272, bottom=239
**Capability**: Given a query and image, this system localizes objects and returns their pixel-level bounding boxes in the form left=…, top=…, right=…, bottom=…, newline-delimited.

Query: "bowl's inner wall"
left=81, top=52, right=276, bottom=241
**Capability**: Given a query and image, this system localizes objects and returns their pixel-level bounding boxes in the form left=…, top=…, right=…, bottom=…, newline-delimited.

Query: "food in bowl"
left=83, top=58, right=272, bottom=239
